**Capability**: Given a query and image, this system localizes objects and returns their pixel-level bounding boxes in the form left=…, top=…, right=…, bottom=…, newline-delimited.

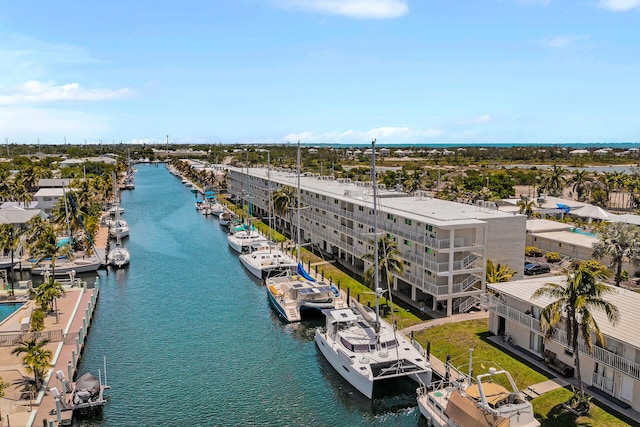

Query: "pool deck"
left=0, top=222, right=109, bottom=427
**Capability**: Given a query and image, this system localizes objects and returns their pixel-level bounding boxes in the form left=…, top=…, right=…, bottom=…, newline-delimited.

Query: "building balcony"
left=480, top=293, right=640, bottom=381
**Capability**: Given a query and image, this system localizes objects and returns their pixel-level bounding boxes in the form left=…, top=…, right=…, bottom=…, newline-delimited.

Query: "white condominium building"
left=227, top=167, right=526, bottom=316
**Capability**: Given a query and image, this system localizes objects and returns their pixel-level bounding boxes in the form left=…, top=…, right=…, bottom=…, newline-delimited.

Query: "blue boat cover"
left=556, top=203, right=571, bottom=213
left=297, top=262, right=316, bottom=282
left=205, top=190, right=216, bottom=195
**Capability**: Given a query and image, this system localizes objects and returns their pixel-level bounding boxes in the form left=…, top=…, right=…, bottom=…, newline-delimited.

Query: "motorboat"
left=209, top=201, right=224, bottom=215
left=314, top=140, right=432, bottom=398
left=239, top=241, right=297, bottom=279
left=416, top=351, right=540, bottom=427
left=107, top=205, right=124, bottom=216
left=219, top=211, right=232, bottom=227
left=227, top=227, right=266, bottom=253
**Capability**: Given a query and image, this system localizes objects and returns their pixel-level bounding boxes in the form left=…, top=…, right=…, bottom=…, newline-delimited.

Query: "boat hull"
left=267, top=286, right=290, bottom=321
left=315, top=330, right=374, bottom=398
left=239, top=256, right=295, bottom=280
left=31, top=259, right=102, bottom=276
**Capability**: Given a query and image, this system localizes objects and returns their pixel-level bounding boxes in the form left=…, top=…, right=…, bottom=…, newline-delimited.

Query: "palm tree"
left=28, top=222, right=67, bottom=276
left=362, top=235, right=404, bottom=289
left=485, top=259, right=515, bottom=283
left=540, top=165, right=567, bottom=197
left=592, top=222, right=640, bottom=286
left=11, top=339, right=52, bottom=388
left=0, top=224, right=24, bottom=294
left=35, top=277, right=65, bottom=314
left=271, top=185, right=297, bottom=238
left=516, top=198, right=536, bottom=217
left=569, top=170, right=592, bottom=202
left=533, top=267, right=619, bottom=410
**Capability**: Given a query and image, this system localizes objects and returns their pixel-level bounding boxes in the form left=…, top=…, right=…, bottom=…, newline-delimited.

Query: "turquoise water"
left=0, top=302, right=24, bottom=322
left=75, top=164, right=424, bottom=427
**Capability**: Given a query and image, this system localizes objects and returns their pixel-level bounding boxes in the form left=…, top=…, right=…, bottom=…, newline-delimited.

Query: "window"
left=404, top=261, right=411, bottom=266
left=358, top=206, right=364, bottom=211
left=425, top=247, right=433, bottom=254
left=335, top=200, right=339, bottom=204
left=322, top=196, right=326, bottom=201
left=405, top=218, right=412, bottom=226
left=404, top=239, right=412, bottom=246
left=426, top=224, right=433, bottom=232
left=387, top=214, right=394, bottom=220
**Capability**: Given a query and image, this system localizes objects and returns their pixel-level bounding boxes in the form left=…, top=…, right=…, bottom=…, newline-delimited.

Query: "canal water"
left=75, top=164, right=425, bottom=427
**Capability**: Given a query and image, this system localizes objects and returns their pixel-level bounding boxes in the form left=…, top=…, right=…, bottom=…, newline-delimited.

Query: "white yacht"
left=219, top=211, right=232, bottom=227
left=108, top=218, right=130, bottom=239
left=227, top=226, right=266, bottom=253
left=31, top=256, right=102, bottom=276
left=239, top=242, right=296, bottom=279
left=315, top=299, right=432, bottom=398
left=107, top=242, right=130, bottom=268
left=315, top=140, right=432, bottom=399
left=417, top=352, right=539, bottom=427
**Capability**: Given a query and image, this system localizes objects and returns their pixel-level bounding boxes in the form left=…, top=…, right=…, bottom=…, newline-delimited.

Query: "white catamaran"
left=314, top=139, right=433, bottom=399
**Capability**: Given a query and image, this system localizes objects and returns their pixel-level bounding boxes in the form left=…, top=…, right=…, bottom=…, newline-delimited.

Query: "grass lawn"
left=413, top=319, right=635, bottom=427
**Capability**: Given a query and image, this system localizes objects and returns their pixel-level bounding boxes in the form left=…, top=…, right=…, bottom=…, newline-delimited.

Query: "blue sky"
left=1, top=0, right=639, bottom=145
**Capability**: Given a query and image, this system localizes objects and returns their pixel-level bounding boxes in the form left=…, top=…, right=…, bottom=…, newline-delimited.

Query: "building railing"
left=592, top=372, right=615, bottom=395
left=480, top=293, right=640, bottom=381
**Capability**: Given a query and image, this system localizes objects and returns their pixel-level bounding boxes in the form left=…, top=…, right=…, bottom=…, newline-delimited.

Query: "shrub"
left=545, top=252, right=562, bottom=263
left=525, top=246, right=543, bottom=257
left=621, top=270, right=629, bottom=282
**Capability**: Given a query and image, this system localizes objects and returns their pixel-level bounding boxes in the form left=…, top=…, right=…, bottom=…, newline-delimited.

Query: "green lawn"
left=413, top=320, right=635, bottom=427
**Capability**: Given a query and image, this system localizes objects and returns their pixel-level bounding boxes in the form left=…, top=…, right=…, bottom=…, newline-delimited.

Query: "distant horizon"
left=5, top=141, right=640, bottom=149
left=2, top=1, right=640, bottom=144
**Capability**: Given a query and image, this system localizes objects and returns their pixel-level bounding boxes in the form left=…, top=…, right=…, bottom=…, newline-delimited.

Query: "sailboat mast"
left=246, top=150, right=251, bottom=222
left=296, top=141, right=302, bottom=264
left=62, top=184, right=71, bottom=238
left=371, top=139, right=380, bottom=335
left=267, top=151, right=272, bottom=249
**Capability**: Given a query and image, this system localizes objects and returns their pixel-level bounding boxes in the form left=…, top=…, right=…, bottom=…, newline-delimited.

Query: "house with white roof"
left=482, top=277, right=640, bottom=412
left=33, top=188, right=68, bottom=215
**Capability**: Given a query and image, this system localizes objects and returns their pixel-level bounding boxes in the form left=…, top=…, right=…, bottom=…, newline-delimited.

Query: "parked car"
left=524, top=263, right=551, bottom=275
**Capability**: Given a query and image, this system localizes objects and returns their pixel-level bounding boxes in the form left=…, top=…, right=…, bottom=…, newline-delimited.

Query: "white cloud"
left=0, top=80, right=131, bottom=106
left=275, top=0, right=408, bottom=19
left=0, top=107, right=111, bottom=140
left=598, top=0, right=640, bottom=11
left=545, top=34, right=589, bottom=48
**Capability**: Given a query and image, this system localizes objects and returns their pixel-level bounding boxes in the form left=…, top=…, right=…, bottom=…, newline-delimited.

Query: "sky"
left=0, top=0, right=639, bottom=146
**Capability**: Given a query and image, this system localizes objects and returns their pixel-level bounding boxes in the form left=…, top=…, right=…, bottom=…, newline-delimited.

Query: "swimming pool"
left=0, top=302, right=25, bottom=323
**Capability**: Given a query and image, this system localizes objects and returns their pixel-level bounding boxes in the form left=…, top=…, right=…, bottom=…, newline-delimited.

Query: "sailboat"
left=227, top=151, right=266, bottom=253
left=314, top=139, right=433, bottom=399
left=265, top=142, right=345, bottom=322
left=107, top=174, right=130, bottom=268
left=416, top=350, right=540, bottom=427
left=108, top=178, right=130, bottom=239
left=239, top=151, right=296, bottom=279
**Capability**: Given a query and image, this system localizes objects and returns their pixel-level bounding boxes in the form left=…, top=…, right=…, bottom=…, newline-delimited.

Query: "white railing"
left=480, top=293, right=640, bottom=380
left=592, top=372, right=615, bottom=395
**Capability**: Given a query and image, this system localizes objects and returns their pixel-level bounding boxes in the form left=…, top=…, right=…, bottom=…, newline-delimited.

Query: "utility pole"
left=5, top=138, right=8, bottom=157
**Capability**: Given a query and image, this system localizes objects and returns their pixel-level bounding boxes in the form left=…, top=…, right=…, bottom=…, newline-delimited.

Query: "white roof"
left=526, top=219, right=573, bottom=233
left=529, top=230, right=597, bottom=248
left=572, top=204, right=612, bottom=220
left=610, top=213, right=640, bottom=226
left=489, top=277, right=640, bottom=350
left=34, top=188, right=67, bottom=197
left=0, top=206, right=47, bottom=224
left=235, top=167, right=517, bottom=227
